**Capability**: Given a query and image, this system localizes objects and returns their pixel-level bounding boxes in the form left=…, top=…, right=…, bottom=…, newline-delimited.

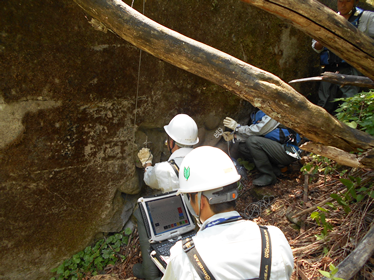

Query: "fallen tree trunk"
left=72, top=0, right=374, bottom=169
left=289, top=72, right=374, bottom=89
left=300, top=142, right=366, bottom=168
left=321, top=224, right=374, bottom=280
left=241, top=0, right=374, bottom=81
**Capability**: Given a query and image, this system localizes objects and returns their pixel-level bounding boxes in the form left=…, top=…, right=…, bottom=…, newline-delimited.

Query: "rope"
left=132, top=0, right=145, bottom=128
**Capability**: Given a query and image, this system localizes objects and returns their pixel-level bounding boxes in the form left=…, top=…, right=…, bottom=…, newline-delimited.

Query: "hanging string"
left=132, top=0, right=145, bottom=128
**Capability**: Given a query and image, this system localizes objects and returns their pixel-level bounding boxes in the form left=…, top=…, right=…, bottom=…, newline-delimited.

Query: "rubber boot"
left=246, top=137, right=276, bottom=186
left=133, top=207, right=161, bottom=280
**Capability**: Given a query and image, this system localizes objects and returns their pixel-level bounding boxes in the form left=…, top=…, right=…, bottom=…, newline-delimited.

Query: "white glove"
left=138, top=148, right=153, bottom=167
left=223, top=117, right=239, bottom=131
left=222, top=132, right=234, bottom=142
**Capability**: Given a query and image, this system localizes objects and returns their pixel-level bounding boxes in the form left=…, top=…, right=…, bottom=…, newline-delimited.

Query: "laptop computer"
left=137, top=191, right=197, bottom=273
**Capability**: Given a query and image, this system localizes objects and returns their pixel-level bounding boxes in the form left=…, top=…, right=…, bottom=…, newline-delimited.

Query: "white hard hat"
left=164, top=114, right=199, bottom=146
left=177, top=146, right=241, bottom=194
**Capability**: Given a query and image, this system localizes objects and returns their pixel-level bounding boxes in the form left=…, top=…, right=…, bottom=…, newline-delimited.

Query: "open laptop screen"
left=146, top=195, right=192, bottom=236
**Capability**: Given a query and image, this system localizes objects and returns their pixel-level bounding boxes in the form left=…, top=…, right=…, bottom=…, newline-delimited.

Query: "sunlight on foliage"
left=319, top=263, right=345, bottom=280
left=50, top=228, right=132, bottom=280
left=335, top=90, right=374, bottom=136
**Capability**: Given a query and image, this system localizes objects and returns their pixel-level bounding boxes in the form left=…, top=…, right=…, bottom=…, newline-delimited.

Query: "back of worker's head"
left=177, top=146, right=241, bottom=219
left=164, top=114, right=199, bottom=147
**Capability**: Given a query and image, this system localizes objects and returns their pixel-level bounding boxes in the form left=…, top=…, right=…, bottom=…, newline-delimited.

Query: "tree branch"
left=289, top=73, right=374, bottom=89
left=72, top=0, right=374, bottom=169
left=301, top=142, right=365, bottom=168
left=241, top=0, right=374, bottom=81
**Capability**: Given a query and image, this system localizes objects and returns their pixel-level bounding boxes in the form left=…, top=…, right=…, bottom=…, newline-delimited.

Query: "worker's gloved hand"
left=138, top=148, right=153, bottom=167
left=222, top=131, right=234, bottom=142
left=223, top=117, right=239, bottom=131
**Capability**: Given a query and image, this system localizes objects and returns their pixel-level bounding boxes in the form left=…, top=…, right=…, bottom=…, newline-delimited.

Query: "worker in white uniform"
left=162, top=146, right=294, bottom=280
left=138, top=114, right=199, bottom=192
left=134, top=114, right=199, bottom=280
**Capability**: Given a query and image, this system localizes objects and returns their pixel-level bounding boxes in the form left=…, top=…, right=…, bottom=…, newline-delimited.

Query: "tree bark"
left=72, top=0, right=374, bottom=169
left=241, top=0, right=374, bottom=81
left=322, top=72, right=374, bottom=88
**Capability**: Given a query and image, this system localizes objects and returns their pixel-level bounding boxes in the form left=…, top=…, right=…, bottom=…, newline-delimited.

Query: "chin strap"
left=197, top=192, right=202, bottom=223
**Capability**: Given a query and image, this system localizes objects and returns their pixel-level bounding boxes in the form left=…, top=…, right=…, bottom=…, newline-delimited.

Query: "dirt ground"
left=91, top=160, right=374, bottom=280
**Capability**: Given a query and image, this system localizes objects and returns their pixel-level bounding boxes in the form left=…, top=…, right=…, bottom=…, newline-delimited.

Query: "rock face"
left=0, top=0, right=320, bottom=279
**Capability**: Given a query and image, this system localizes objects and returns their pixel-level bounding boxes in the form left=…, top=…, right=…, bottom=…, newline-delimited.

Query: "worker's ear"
left=200, top=195, right=209, bottom=211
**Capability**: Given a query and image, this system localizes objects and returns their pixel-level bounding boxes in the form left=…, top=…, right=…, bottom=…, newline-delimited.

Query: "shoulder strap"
left=182, top=238, right=216, bottom=280
left=168, top=159, right=179, bottom=177
left=258, top=226, right=272, bottom=280
left=182, top=224, right=272, bottom=280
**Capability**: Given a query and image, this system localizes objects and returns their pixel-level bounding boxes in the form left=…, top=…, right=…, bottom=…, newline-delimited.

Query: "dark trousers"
left=238, top=136, right=296, bottom=179
left=317, top=66, right=362, bottom=114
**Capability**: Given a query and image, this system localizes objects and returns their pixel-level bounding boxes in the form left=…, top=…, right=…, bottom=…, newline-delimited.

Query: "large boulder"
left=0, top=0, right=321, bottom=279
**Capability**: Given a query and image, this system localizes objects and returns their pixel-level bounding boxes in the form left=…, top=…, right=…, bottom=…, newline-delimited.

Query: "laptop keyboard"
left=151, top=231, right=196, bottom=257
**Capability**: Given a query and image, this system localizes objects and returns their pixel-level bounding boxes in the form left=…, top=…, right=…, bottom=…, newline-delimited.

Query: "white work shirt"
left=144, top=148, right=193, bottom=192
left=162, top=211, right=294, bottom=280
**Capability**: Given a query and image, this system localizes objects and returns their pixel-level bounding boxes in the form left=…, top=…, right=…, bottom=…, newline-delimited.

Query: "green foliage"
left=331, top=176, right=374, bottom=214
left=335, top=90, right=374, bottom=136
left=319, top=263, right=345, bottom=280
left=301, top=154, right=338, bottom=183
left=311, top=207, right=333, bottom=240
left=50, top=228, right=132, bottom=280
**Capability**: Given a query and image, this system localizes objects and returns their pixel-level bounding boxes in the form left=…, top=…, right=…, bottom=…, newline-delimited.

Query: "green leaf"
left=57, top=264, right=64, bottom=275
left=106, top=236, right=114, bottom=243
left=343, top=205, right=351, bottom=214
left=315, top=234, right=325, bottom=240
left=124, top=227, right=132, bottom=235
left=346, top=121, right=357, bottom=129
left=329, top=264, right=338, bottom=275
left=340, top=178, right=354, bottom=189
left=356, top=194, right=365, bottom=202
left=311, top=212, right=319, bottom=219
left=317, top=206, right=329, bottom=212
left=319, top=270, right=331, bottom=277
left=73, top=254, right=81, bottom=264
left=94, top=256, right=104, bottom=265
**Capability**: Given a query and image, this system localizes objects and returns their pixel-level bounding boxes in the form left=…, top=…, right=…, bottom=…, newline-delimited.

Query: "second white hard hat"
left=164, top=114, right=199, bottom=146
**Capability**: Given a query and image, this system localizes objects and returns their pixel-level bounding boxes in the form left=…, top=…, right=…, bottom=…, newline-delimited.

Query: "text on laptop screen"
left=146, top=195, right=191, bottom=235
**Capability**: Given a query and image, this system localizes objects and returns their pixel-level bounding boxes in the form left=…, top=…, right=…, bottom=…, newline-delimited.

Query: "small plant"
left=319, top=263, right=345, bottom=280
left=331, top=176, right=374, bottom=214
left=310, top=206, right=333, bottom=240
left=301, top=154, right=340, bottom=183
left=50, top=227, right=132, bottom=280
left=335, top=90, right=374, bottom=136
